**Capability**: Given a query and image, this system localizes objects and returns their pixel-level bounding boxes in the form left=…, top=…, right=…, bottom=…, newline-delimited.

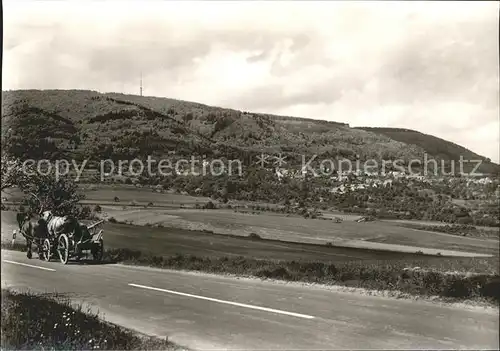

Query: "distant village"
left=272, top=167, right=498, bottom=196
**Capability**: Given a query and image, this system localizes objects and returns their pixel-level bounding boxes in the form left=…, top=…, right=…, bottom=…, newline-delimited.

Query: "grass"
left=75, top=221, right=471, bottom=263
left=3, top=242, right=499, bottom=304
left=96, top=206, right=499, bottom=255
left=1, top=289, right=184, bottom=350
left=1, top=186, right=214, bottom=207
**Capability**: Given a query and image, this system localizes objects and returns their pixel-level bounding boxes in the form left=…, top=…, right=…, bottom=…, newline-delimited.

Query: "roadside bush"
left=248, top=233, right=262, bottom=240
left=203, top=201, right=216, bottom=210
left=1, top=289, right=178, bottom=350
left=256, top=267, right=292, bottom=280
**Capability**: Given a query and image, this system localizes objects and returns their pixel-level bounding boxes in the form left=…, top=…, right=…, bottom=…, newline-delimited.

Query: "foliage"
left=1, top=289, right=181, bottom=350
left=1, top=89, right=429, bottom=165
left=1, top=153, right=85, bottom=217
left=360, top=127, right=499, bottom=174
left=203, top=201, right=216, bottom=209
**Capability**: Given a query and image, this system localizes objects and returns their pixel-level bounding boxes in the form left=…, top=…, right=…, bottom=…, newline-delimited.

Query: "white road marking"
left=128, top=283, right=315, bottom=320
left=2, top=260, right=56, bottom=272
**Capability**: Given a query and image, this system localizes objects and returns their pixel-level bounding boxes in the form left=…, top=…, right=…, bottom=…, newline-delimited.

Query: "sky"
left=3, top=1, right=499, bottom=162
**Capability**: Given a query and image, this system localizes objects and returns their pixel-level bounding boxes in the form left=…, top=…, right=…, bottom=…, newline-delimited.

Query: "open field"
left=2, top=185, right=217, bottom=208
left=96, top=206, right=498, bottom=256
left=7, top=183, right=496, bottom=233
left=3, top=185, right=498, bottom=257
left=0, top=211, right=460, bottom=263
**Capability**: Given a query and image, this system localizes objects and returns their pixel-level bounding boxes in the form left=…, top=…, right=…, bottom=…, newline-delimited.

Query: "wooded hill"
left=2, top=89, right=498, bottom=175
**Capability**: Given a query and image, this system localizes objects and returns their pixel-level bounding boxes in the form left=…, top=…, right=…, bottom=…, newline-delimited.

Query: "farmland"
left=3, top=185, right=498, bottom=257
left=98, top=207, right=497, bottom=256
left=2, top=185, right=215, bottom=207
left=0, top=210, right=442, bottom=262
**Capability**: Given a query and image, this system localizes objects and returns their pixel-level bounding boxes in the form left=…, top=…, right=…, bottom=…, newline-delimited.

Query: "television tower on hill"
left=140, top=72, right=143, bottom=96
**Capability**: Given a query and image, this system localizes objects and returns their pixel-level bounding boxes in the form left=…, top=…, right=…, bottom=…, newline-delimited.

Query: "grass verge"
left=3, top=242, right=499, bottom=304
left=1, top=288, right=184, bottom=350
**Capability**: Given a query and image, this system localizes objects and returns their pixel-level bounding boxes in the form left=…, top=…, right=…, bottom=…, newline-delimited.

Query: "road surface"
left=2, top=250, right=498, bottom=350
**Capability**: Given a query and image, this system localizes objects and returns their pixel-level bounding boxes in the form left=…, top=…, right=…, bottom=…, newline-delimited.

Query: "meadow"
left=98, top=206, right=497, bottom=256
left=3, top=185, right=498, bottom=257
left=2, top=185, right=215, bottom=207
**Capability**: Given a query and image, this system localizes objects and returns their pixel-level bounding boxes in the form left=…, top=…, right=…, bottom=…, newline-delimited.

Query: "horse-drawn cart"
left=52, top=219, right=105, bottom=264
left=17, top=219, right=105, bottom=264
left=13, top=192, right=106, bottom=264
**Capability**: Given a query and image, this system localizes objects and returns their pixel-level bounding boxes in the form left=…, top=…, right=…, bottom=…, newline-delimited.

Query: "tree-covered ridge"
left=358, top=127, right=498, bottom=173
left=2, top=89, right=432, bottom=165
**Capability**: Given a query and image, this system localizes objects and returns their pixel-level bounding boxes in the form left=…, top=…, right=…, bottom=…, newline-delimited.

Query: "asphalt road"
left=2, top=250, right=498, bottom=350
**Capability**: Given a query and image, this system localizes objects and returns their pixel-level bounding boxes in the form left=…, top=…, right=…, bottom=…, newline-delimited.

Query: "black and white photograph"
left=1, top=0, right=499, bottom=350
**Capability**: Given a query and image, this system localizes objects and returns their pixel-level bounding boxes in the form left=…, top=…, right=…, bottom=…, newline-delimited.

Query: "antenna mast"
left=140, top=72, right=143, bottom=97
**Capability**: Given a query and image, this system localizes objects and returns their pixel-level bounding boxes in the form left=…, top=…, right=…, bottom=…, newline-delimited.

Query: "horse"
left=15, top=212, right=48, bottom=259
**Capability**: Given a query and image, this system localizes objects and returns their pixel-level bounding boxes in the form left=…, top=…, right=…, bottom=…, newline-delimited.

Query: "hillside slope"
left=2, top=89, right=498, bottom=174
left=359, top=127, right=499, bottom=174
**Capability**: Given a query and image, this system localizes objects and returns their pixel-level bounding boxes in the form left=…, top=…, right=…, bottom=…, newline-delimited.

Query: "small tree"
left=1, top=153, right=85, bottom=217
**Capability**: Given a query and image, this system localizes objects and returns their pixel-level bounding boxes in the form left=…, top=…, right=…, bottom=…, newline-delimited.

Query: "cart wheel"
left=57, top=234, right=69, bottom=264
left=92, top=239, right=104, bottom=262
left=41, top=238, right=52, bottom=261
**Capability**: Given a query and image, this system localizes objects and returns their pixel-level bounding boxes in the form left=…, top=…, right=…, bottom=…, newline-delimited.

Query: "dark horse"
left=16, top=212, right=48, bottom=259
